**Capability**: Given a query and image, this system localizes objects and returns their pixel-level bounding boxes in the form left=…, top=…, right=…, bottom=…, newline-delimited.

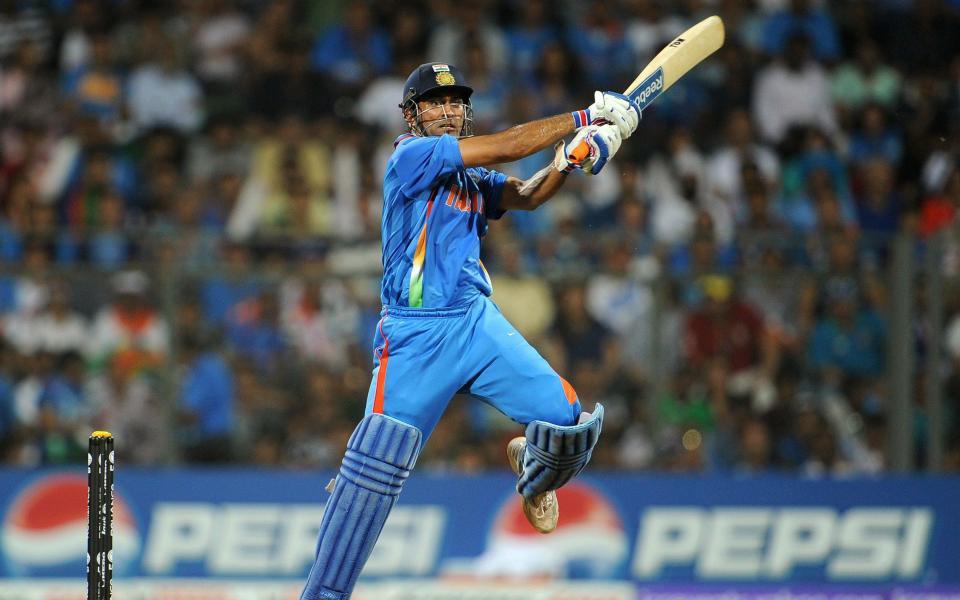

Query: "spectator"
left=61, top=30, right=124, bottom=125
left=532, top=42, right=581, bottom=118
left=550, top=283, right=618, bottom=381
left=0, top=40, right=59, bottom=125
left=259, top=173, right=331, bottom=238
left=191, top=0, right=251, bottom=92
left=57, top=0, right=104, bottom=72
left=200, top=242, right=260, bottom=324
left=87, top=354, right=167, bottom=465
left=280, top=278, right=353, bottom=370
left=36, top=351, right=88, bottom=465
left=735, top=418, right=775, bottom=473
left=86, top=271, right=169, bottom=376
left=356, top=58, right=420, bottom=133
left=760, top=0, right=841, bottom=62
left=187, top=117, right=251, bottom=186
left=586, top=240, right=652, bottom=340
left=830, top=39, right=902, bottom=118
left=11, top=351, right=52, bottom=463
left=752, top=32, right=837, bottom=145
left=803, top=428, right=855, bottom=477
left=225, top=290, right=289, bottom=375
left=248, top=113, right=331, bottom=219
left=564, top=0, right=633, bottom=88
left=0, top=0, right=51, bottom=63
left=706, top=109, right=781, bottom=219
left=428, top=3, right=508, bottom=77
left=310, top=1, right=390, bottom=95
left=388, top=7, right=427, bottom=60
left=778, top=128, right=853, bottom=231
left=87, top=189, right=132, bottom=268
left=855, top=157, right=903, bottom=236
left=27, top=281, right=88, bottom=356
left=918, top=165, right=958, bottom=238
left=178, top=331, right=235, bottom=463
left=462, top=42, right=509, bottom=134
left=807, top=277, right=886, bottom=383
left=505, top=0, right=558, bottom=78
left=490, top=240, right=556, bottom=343
left=127, top=37, right=204, bottom=135
left=848, top=104, right=903, bottom=168
left=643, top=128, right=705, bottom=247
left=250, top=28, right=324, bottom=119
left=683, top=274, right=767, bottom=375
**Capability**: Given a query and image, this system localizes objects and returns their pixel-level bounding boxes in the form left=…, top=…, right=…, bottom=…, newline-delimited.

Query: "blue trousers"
left=365, top=295, right=581, bottom=437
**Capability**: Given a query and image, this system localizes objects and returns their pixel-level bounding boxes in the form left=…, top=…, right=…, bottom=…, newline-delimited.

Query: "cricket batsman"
left=300, top=62, right=640, bottom=600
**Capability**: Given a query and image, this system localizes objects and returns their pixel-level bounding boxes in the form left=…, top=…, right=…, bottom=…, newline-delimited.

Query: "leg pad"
left=517, top=403, right=604, bottom=500
left=300, top=414, right=422, bottom=600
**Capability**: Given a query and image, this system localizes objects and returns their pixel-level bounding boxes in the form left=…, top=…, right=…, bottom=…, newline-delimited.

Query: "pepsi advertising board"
left=0, top=470, right=958, bottom=597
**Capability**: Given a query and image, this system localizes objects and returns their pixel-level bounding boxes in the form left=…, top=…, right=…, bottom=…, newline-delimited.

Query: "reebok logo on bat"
left=636, top=70, right=664, bottom=105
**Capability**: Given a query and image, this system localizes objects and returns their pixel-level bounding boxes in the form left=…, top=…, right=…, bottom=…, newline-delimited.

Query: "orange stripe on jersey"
left=445, top=186, right=458, bottom=206
left=559, top=376, right=578, bottom=405
left=372, top=315, right=390, bottom=413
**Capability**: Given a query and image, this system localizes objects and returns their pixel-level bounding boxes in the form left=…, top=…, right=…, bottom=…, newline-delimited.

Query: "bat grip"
left=568, top=140, right=590, bottom=163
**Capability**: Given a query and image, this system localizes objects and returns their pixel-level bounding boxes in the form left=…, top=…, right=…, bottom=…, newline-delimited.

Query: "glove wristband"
left=571, top=109, right=591, bottom=129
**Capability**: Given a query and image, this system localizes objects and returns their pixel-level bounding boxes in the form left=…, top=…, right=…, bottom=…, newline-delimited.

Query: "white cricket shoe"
left=507, top=436, right=558, bottom=534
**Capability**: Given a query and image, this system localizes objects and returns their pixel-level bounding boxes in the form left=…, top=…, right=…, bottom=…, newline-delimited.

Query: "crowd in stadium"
left=0, top=0, right=958, bottom=473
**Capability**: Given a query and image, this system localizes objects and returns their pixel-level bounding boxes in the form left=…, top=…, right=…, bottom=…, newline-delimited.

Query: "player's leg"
left=300, top=306, right=469, bottom=600
left=464, top=297, right=604, bottom=533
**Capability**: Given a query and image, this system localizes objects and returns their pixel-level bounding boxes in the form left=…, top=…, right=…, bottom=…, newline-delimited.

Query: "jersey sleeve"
left=475, top=167, right=509, bottom=220
left=392, top=134, right=464, bottom=198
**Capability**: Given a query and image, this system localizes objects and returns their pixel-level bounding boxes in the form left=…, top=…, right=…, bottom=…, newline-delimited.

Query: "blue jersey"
left=380, top=133, right=508, bottom=308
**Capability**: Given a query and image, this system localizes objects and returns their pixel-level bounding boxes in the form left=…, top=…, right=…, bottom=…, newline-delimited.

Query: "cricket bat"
left=625, top=15, right=725, bottom=111
left=570, top=15, right=725, bottom=162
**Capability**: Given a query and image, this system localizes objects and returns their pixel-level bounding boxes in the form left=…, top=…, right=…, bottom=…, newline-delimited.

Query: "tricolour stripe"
left=408, top=189, right=438, bottom=307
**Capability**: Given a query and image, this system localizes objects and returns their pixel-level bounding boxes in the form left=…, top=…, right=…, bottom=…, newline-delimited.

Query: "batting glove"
left=583, top=91, right=641, bottom=140
left=556, top=123, right=623, bottom=175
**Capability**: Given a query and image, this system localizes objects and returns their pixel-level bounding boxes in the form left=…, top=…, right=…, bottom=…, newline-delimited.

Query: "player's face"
left=416, top=94, right=467, bottom=136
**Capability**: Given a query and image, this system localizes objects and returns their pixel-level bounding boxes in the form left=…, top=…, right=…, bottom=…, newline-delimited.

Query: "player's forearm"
left=459, top=113, right=574, bottom=167
left=520, top=169, right=568, bottom=209
left=500, top=162, right=569, bottom=211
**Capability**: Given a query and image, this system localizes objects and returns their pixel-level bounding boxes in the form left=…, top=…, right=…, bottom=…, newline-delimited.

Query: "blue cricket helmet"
left=399, top=62, right=474, bottom=108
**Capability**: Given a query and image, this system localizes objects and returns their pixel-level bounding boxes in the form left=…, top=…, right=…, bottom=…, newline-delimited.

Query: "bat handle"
left=568, top=139, right=591, bottom=163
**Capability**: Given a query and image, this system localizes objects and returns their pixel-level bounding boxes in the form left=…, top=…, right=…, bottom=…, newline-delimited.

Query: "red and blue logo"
left=446, top=480, right=629, bottom=579
left=1, top=473, right=141, bottom=577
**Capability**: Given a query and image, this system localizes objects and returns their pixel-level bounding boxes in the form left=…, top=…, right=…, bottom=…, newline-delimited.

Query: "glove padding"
left=555, top=123, right=622, bottom=176
left=586, top=90, right=640, bottom=140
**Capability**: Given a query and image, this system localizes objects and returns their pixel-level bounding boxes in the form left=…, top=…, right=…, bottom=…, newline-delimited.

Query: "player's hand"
left=556, top=123, right=623, bottom=175
left=586, top=91, right=640, bottom=140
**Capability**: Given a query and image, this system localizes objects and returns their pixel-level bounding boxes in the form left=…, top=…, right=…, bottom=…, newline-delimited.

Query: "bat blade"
left=625, top=15, right=725, bottom=111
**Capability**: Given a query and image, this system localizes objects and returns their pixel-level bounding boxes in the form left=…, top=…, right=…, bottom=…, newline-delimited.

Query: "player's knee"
left=532, top=374, right=580, bottom=426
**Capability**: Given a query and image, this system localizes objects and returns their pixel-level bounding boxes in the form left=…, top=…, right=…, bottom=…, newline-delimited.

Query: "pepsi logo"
left=1, top=474, right=141, bottom=576
left=469, top=481, right=628, bottom=578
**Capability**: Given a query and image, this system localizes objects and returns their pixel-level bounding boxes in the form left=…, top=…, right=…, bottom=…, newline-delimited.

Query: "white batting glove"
left=555, top=123, right=623, bottom=175
left=586, top=91, right=640, bottom=140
